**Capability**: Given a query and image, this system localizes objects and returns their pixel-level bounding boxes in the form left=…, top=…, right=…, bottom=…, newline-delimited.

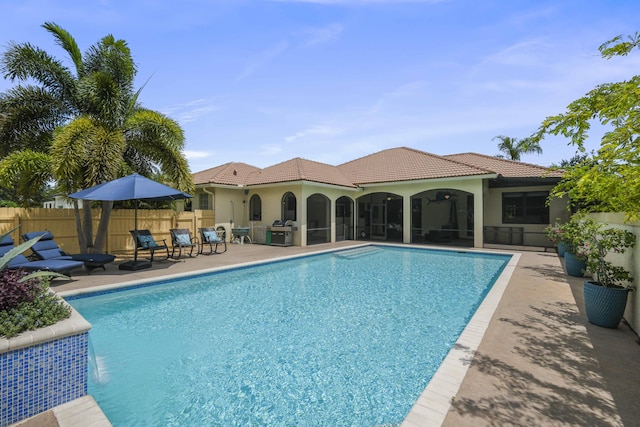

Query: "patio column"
left=330, top=198, right=336, bottom=243
left=403, top=195, right=411, bottom=244
left=474, top=187, right=484, bottom=248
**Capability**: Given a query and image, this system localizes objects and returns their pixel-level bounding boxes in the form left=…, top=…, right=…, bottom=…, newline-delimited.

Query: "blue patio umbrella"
left=68, top=173, right=192, bottom=270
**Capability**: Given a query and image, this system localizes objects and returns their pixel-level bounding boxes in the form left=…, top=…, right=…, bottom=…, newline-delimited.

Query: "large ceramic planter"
left=583, top=280, right=630, bottom=328
left=564, top=252, right=586, bottom=277
left=557, top=241, right=571, bottom=257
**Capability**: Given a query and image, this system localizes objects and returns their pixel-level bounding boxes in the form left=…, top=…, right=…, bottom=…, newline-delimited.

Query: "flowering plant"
left=574, top=218, right=636, bottom=289
left=0, top=227, right=70, bottom=338
left=544, top=216, right=582, bottom=247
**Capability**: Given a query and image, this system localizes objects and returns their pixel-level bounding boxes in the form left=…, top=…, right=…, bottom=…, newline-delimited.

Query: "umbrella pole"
left=133, top=200, right=139, bottom=262
left=119, top=198, right=151, bottom=270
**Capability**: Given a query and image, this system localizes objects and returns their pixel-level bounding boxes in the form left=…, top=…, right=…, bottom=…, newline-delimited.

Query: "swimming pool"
left=67, top=245, right=511, bottom=426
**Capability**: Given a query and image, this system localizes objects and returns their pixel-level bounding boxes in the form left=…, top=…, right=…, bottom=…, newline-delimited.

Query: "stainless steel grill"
left=271, top=220, right=293, bottom=246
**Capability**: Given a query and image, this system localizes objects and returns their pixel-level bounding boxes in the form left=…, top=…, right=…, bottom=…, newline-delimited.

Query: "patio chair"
left=198, top=227, right=227, bottom=255
left=169, top=228, right=200, bottom=258
left=0, top=235, right=84, bottom=277
left=130, top=229, right=170, bottom=262
left=21, top=231, right=116, bottom=274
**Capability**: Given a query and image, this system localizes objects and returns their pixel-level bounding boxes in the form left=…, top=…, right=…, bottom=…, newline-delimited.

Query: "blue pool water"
left=67, top=245, right=510, bottom=426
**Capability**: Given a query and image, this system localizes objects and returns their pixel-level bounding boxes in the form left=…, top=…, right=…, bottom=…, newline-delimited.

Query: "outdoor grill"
left=271, top=220, right=293, bottom=246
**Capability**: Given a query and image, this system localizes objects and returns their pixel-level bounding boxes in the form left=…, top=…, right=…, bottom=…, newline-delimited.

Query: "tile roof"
left=444, top=152, right=564, bottom=178
left=192, top=147, right=563, bottom=188
left=193, top=162, right=260, bottom=186
left=245, top=158, right=357, bottom=188
left=337, top=147, right=494, bottom=184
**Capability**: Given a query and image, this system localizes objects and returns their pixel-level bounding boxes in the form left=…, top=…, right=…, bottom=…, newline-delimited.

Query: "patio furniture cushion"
left=203, top=230, right=220, bottom=242
left=169, top=229, right=199, bottom=259
left=176, top=234, right=191, bottom=245
left=130, top=230, right=169, bottom=262
left=0, top=236, right=84, bottom=277
left=21, top=231, right=115, bottom=273
left=198, top=227, right=227, bottom=255
left=138, top=235, right=157, bottom=248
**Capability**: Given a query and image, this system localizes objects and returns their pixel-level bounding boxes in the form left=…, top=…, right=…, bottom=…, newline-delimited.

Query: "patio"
left=50, top=242, right=639, bottom=426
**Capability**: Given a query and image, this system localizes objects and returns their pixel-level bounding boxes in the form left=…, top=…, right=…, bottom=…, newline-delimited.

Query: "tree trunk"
left=93, top=200, right=113, bottom=253
left=82, top=201, right=93, bottom=253
left=73, top=200, right=87, bottom=253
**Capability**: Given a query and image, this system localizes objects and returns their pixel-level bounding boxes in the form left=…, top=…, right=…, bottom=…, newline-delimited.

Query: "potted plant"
left=575, top=218, right=636, bottom=328
left=545, top=215, right=587, bottom=276
left=545, top=218, right=574, bottom=256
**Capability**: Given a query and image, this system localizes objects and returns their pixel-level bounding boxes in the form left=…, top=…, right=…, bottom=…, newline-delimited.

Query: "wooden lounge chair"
left=169, top=228, right=199, bottom=258
left=22, top=231, right=115, bottom=274
left=198, top=227, right=227, bottom=254
left=130, top=229, right=169, bottom=262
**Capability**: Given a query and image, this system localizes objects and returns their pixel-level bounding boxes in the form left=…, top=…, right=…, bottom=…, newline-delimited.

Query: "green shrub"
left=0, top=271, right=71, bottom=338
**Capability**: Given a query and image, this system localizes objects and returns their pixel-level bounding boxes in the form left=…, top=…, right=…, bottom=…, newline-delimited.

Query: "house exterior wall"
left=195, top=178, right=568, bottom=249
left=483, top=184, right=568, bottom=247
left=242, top=184, right=360, bottom=246
left=43, top=196, right=83, bottom=209
left=356, top=177, right=485, bottom=247
left=196, top=186, right=246, bottom=239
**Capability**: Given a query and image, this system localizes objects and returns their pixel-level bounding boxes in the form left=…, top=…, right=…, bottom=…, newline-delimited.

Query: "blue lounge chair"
left=0, top=235, right=84, bottom=276
left=198, top=227, right=227, bottom=254
left=21, top=231, right=116, bottom=274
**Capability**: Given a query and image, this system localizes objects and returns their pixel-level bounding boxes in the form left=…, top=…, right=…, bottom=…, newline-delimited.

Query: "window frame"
left=282, top=192, right=297, bottom=221
left=502, top=191, right=549, bottom=224
left=249, top=194, right=262, bottom=221
left=198, top=193, right=209, bottom=210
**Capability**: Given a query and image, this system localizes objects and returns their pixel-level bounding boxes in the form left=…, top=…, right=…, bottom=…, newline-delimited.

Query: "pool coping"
left=58, top=243, right=375, bottom=299
left=58, top=243, right=519, bottom=426
left=401, top=248, right=519, bottom=426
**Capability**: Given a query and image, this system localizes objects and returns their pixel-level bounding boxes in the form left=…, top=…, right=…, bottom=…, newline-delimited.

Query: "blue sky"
left=1, top=0, right=639, bottom=173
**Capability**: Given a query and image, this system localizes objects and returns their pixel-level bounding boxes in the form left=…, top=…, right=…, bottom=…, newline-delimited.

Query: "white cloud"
left=480, top=38, right=553, bottom=68
left=259, top=144, right=285, bottom=156
left=161, top=99, right=220, bottom=123
left=368, top=80, right=429, bottom=114
left=302, top=23, right=344, bottom=47
left=284, top=125, right=343, bottom=143
left=183, top=150, right=212, bottom=160
left=236, top=41, right=290, bottom=81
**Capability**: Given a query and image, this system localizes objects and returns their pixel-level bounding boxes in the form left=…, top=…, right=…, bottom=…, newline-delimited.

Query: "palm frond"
left=50, top=117, right=93, bottom=191
left=0, top=86, right=68, bottom=156
left=1, top=41, right=76, bottom=102
left=42, top=22, right=84, bottom=77
left=0, top=150, right=53, bottom=206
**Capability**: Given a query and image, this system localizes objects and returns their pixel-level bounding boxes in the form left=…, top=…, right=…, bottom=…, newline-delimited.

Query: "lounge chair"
left=169, top=228, right=199, bottom=258
left=0, top=235, right=84, bottom=276
left=198, top=227, right=227, bottom=254
left=21, top=231, right=116, bottom=274
left=130, top=229, right=169, bottom=261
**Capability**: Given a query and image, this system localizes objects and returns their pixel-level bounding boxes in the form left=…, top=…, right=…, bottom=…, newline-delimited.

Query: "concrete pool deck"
left=45, top=241, right=639, bottom=426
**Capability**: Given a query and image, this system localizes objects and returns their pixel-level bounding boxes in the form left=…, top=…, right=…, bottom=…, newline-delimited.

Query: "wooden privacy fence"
left=0, top=208, right=215, bottom=256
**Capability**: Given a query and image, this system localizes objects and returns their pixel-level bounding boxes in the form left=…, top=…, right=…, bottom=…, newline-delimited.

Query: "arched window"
left=249, top=195, right=262, bottom=221
left=282, top=192, right=297, bottom=221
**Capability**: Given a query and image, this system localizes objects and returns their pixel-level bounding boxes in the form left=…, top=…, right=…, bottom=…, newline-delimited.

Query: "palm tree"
left=0, top=22, right=194, bottom=253
left=493, top=135, right=543, bottom=161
